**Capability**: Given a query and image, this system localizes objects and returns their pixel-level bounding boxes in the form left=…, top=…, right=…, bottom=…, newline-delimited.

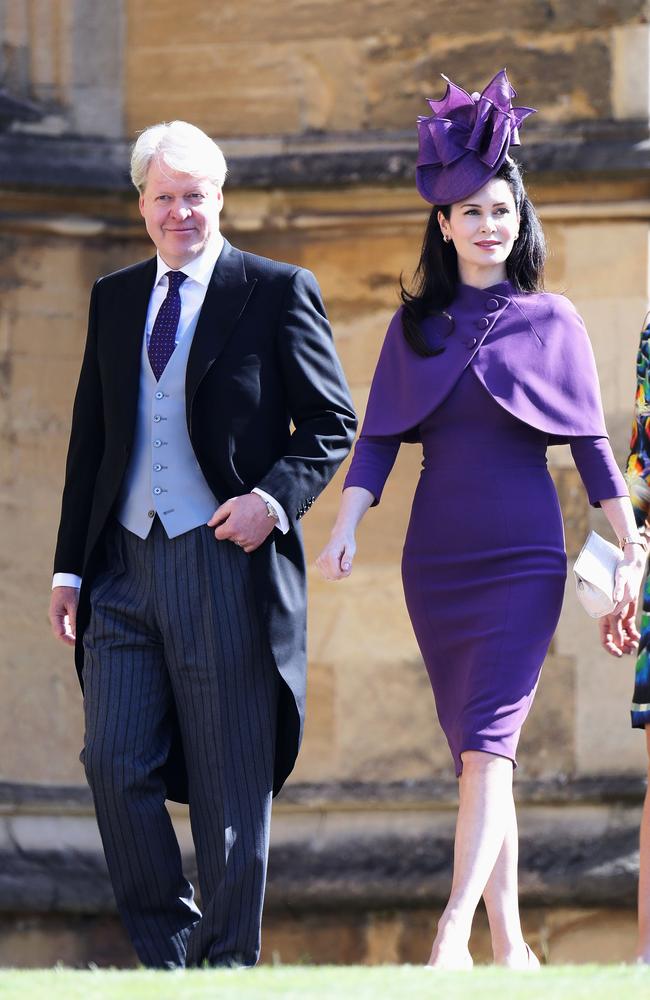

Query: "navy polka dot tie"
left=148, top=271, right=187, bottom=380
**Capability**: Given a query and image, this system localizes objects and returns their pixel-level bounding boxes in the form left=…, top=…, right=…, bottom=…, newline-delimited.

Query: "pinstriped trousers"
left=82, top=518, right=279, bottom=968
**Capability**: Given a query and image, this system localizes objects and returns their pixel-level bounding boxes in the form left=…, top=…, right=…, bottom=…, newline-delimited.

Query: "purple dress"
left=345, top=286, right=627, bottom=774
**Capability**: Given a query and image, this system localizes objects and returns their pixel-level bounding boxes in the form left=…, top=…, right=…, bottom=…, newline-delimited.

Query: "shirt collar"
left=154, top=233, right=224, bottom=288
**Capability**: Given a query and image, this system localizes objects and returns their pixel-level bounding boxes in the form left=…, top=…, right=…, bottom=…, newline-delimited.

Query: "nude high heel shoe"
left=523, top=943, right=540, bottom=970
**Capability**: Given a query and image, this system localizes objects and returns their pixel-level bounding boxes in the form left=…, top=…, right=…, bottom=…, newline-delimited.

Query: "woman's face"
left=438, top=177, right=520, bottom=283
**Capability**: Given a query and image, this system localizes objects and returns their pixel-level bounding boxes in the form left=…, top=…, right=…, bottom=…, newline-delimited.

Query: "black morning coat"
left=53, top=239, right=357, bottom=802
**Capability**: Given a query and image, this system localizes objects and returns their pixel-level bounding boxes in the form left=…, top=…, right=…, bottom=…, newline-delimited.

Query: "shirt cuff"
left=52, top=573, right=82, bottom=590
left=251, top=488, right=289, bottom=534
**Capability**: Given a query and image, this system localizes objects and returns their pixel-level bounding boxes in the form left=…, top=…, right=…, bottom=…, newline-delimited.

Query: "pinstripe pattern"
left=82, top=518, right=278, bottom=968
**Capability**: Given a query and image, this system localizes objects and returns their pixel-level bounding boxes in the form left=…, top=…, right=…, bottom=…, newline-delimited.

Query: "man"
left=48, top=120, right=356, bottom=968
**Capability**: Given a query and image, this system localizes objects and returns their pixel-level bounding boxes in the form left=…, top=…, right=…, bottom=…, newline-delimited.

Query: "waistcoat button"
left=153, top=439, right=162, bottom=447
left=477, top=317, right=489, bottom=329
left=153, top=487, right=162, bottom=495
left=486, top=298, right=499, bottom=310
left=155, top=391, right=164, bottom=400
left=148, top=510, right=155, bottom=518
left=466, top=337, right=478, bottom=349
left=153, top=414, right=161, bottom=422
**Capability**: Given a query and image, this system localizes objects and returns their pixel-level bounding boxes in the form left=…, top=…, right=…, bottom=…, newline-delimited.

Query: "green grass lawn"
left=0, top=966, right=648, bottom=1000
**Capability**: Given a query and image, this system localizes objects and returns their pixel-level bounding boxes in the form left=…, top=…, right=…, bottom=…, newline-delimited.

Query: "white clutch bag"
left=573, top=530, right=622, bottom=619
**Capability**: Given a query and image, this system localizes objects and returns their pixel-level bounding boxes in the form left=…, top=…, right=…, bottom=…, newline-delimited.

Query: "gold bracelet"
left=620, top=535, right=647, bottom=551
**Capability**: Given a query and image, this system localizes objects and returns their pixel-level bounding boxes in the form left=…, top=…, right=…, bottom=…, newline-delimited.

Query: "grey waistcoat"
left=115, top=320, right=218, bottom=539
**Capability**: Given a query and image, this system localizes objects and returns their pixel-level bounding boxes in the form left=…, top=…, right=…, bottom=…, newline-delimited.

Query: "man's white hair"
left=130, top=120, right=227, bottom=193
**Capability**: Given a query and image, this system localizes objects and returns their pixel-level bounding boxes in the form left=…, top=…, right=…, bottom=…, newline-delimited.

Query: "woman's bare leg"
left=482, top=794, right=538, bottom=966
left=427, top=750, right=514, bottom=969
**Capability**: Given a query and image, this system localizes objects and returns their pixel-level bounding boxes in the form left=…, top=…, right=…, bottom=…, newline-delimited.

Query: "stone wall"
left=124, top=0, right=648, bottom=136
left=1, top=0, right=650, bottom=968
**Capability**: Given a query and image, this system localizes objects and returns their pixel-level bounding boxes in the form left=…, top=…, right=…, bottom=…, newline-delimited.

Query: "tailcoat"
left=54, top=240, right=357, bottom=801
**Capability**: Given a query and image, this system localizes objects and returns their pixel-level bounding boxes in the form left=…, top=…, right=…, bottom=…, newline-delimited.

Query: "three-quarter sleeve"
left=624, top=319, right=650, bottom=528
left=343, top=433, right=402, bottom=505
left=570, top=436, right=628, bottom=507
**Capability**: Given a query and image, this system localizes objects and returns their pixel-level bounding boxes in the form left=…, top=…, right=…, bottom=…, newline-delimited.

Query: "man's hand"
left=49, top=586, right=80, bottom=646
left=208, top=494, right=277, bottom=553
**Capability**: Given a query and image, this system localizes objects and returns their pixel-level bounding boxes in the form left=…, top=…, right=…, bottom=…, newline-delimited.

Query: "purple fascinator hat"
left=416, top=69, right=536, bottom=205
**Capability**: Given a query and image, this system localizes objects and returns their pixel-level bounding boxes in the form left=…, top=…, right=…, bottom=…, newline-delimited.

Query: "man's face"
left=139, top=158, right=223, bottom=268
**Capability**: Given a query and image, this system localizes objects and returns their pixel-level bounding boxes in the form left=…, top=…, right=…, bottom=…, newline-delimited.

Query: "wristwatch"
left=262, top=498, right=279, bottom=521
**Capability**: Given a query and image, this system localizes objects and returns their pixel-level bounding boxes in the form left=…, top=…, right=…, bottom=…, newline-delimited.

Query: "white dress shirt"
left=53, top=238, right=288, bottom=590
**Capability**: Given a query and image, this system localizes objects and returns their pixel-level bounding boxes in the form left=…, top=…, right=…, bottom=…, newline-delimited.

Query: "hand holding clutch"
left=573, top=530, right=623, bottom=619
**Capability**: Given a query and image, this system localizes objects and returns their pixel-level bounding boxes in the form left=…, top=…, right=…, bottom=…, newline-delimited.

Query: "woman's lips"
left=475, top=240, right=500, bottom=248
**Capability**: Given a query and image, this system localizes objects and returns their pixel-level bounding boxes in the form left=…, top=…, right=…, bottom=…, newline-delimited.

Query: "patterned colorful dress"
left=625, top=314, right=650, bottom=728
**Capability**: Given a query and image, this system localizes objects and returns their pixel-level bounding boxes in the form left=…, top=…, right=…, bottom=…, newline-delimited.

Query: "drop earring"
left=442, top=233, right=451, bottom=243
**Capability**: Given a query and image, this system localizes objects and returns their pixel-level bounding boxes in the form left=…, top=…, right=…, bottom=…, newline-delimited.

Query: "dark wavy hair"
left=400, top=157, right=546, bottom=357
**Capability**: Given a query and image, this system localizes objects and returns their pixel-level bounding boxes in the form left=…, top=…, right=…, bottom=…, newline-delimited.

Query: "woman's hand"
left=316, top=486, right=374, bottom=580
left=316, top=530, right=356, bottom=580
left=599, top=545, right=645, bottom=656
left=612, top=546, right=646, bottom=615
left=599, top=602, right=639, bottom=657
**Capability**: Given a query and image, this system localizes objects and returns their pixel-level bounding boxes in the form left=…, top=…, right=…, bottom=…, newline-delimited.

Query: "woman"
left=601, top=315, right=650, bottom=963
left=317, top=70, right=646, bottom=970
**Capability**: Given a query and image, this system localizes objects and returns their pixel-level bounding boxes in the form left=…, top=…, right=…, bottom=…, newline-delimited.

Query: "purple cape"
left=360, top=281, right=608, bottom=445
